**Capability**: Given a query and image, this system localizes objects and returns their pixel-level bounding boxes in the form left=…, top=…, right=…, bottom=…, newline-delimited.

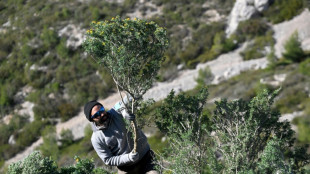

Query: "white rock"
left=8, top=135, right=16, bottom=145
left=279, top=111, right=303, bottom=122
left=2, top=115, right=13, bottom=125
left=58, top=24, right=86, bottom=50
left=29, top=64, right=48, bottom=71
left=260, top=73, right=286, bottom=87
left=204, top=9, right=225, bottom=23
left=254, top=0, right=269, bottom=12
left=226, top=0, right=271, bottom=36
left=3, top=21, right=11, bottom=27
left=126, top=1, right=162, bottom=19
left=274, top=73, right=286, bottom=82
left=17, top=101, right=35, bottom=122
left=226, top=0, right=257, bottom=36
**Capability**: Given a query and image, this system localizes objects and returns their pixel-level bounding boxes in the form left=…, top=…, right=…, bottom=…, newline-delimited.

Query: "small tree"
left=39, top=126, right=59, bottom=160
left=154, top=88, right=310, bottom=173
left=154, top=88, right=212, bottom=174
left=83, top=16, right=169, bottom=152
left=283, top=31, right=306, bottom=62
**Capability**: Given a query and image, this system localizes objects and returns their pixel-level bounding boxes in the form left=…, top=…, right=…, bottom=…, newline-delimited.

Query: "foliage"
left=40, top=26, right=60, bottom=49
left=146, top=132, right=168, bottom=154
left=257, top=137, right=293, bottom=173
left=154, top=88, right=310, bottom=173
left=154, top=88, right=211, bottom=174
left=293, top=116, right=310, bottom=143
left=155, top=87, right=209, bottom=139
left=15, top=120, right=46, bottom=148
left=275, top=68, right=310, bottom=114
left=275, top=89, right=309, bottom=114
left=39, top=126, right=59, bottom=160
left=7, top=151, right=58, bottom=174
left=2, top=0, right=310, bottom=170
left=0, top=114, right=29, bottom=165
left=195, top=66, right=214, bottom=89
left=7, top=151, right=110, bottom=174
left=299, top=58, right=310, bottom=77
left=235, top=18, right=270, bottom=41
left=179, top=23, right=237, bottom=68
left=283, top=31, right=306, bottom=62
left=264, top=0, right=307, bottom=24
left=240, top=31, right=275, bottom=60
left=59, top=129, right=74, bottom=148
left=212, top=89, right=310, bottom=173
left=83, top=16, right=169, bottom=100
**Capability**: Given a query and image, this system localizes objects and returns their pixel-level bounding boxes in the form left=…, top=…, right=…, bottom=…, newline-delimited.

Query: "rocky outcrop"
left=226, top=0, right=270, bottom=36
left=58, top=24, right=86, bottom=50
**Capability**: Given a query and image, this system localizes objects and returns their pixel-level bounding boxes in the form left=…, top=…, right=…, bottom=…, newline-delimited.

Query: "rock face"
left=58, top=24, right=86, bottom=50
left=254, top=0, right=269, bottom=12
left=226, top=0, right=270, bottom=36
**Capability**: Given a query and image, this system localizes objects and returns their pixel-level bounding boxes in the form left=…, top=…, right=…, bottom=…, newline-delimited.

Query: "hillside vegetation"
left=1, top=0, right=310, bottom=173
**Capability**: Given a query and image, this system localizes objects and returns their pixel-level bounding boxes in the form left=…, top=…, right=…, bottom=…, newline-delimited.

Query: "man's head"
left=84, top=100, right=111, bottom=128
left=84, top=100, right=103, bottom=121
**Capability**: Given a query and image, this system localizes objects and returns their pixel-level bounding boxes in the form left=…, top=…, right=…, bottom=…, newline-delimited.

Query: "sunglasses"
left=91, top=106, right=105, bottom=120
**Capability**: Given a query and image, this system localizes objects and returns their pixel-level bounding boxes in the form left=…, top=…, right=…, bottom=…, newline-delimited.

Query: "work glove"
left=128, top=151, right=139, bottom=162
left=121, top=109, right=135, bottom=121
left=113, top=95, right=133, bottom=113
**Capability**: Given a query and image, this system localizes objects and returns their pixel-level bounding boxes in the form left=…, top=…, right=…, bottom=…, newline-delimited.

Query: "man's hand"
left=128, top=151, right=139, bottom=162
left=121, top=109, right=135, bottom=120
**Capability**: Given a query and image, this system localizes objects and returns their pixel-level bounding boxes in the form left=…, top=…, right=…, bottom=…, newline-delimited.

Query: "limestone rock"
left=58, top=24, right=86, bottom=50
left=226, top=0, right=271, bottom=36
left=8, top=135, right=16, bottom=145
left=255, top=0, right=269, bottom=12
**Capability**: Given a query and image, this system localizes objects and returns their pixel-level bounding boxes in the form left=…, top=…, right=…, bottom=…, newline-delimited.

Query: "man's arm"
left=91, top=135, right=138, bottom=166
left=112, top=95, right=135, bottom=121
left=112, top=95, right=132, bottom=114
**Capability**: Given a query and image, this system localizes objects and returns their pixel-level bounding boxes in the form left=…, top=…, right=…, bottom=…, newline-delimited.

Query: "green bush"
left=0, top=124, right=11, bottom=146
left=15, top=120, right=45, bottom=148
left=32, top=96, right=61, bottom=120
left=65, top=74, right=112, bottom=107
left=241, top=31, right=275, bottom=60
left=264, top=0, right=306, bottom=24
left=299, top=58, right=310, bottom=76
left=154, top=88, right=310, bottom=173
left=40, top=126, right=59, bottom=160
left=7, top=151, right=58, bottom=174
left=195, top=66, right=214, bottom=89
left=147, top=132, right=168, bottom=154
left=0, top=115, right=29, bottom=162
left=59, top=129, right=74, bottom=148
left=0, top=84, right=14, bottom=107
left=275, top=89, right=308, bottom=114
left=294, top=116, right=310, bottom=143
left=56, top=39, right=70, bottom=59
left=7, top=151, right=110, bottom=174
left=180, top=22, right=227, bottom=68
left=257, top=137, right=292, bottom=173
left=236, top=18, right=270, bottom=41
left=283, top=32, right=306, bottom=62
left=40, top=26, right=60, bottom=49
left=58, top=103, right=77, bottom=122
left=154, top=88, right=211, bottom=173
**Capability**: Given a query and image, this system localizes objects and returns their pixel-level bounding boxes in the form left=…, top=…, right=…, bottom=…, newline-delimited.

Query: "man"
left=84, top=98, right=158, bottom=174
